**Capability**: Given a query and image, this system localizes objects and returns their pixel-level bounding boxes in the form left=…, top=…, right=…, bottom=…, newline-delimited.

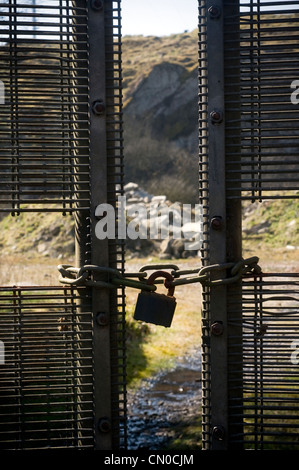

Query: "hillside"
left=1, top=23, right=297, bottom=206
left=0, top=186, right=297, bottom=265
left=122, top=30, right=199, bottom=204
left=0, top=27, right=298, bottom=263
left=122, top=30, right=198, bottom=106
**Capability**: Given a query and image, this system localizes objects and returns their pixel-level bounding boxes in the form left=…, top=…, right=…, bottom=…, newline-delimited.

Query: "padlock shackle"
left=146, top=270, right=175, bottom=297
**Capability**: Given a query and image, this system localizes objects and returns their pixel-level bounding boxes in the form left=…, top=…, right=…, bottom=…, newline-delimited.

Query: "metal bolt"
left=208, top=5, right=221, bottom=19
left=98, top=417, right=111, bottom=433
left=96, top=312, right=109, bottom=326
left=212, top=425, right=225, bottom=441
left=92, top=100, right=105, bottom=115
left=210, top=109, right=223, bottom=124
left=210, top=216, right=223, bottom=231
left=91, top=0, right=103, bottom=11
left=210, top=321, right=224, bottom=336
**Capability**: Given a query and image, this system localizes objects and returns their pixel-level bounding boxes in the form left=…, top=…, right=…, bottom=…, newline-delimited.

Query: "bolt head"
left=96, top=312, right=109, bottom=326
left=91, top=0, right=103, bottom=11
left=211, top=216, right=223, bottom=231
left=208, top=5, right=221, bottom=19
left=212, top=425, right=225, bottom=440
left=98, top=417, right=111, bottom=433
left=92, top=100, right=105, bottom=115
left=210, top=110, right=223, bottom=124
left=210, top=321, right=224, bottom=336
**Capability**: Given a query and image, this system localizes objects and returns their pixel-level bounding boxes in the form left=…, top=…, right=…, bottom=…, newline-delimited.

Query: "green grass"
left=243, top=195, right=299, bottom=248
left=125, top=298, right=201, bottom=388
left=0, top=205, right=74, bottom=259
left=164, top=415, right=202, bottom=450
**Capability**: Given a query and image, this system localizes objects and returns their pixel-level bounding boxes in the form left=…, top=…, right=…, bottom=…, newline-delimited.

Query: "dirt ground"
left=0, top=247, right=298, bottom=298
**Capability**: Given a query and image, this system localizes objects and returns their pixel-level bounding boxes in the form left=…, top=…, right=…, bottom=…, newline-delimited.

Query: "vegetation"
left=122, top=30, right=198, bottom=106
left=124, top=265, right=202, bottom=388
left=0, top=207, right=74, bottom=260
left=242, top=193, right=299, bottom=267
left=122, top=29, right=199, bottom=204
left=0, top=23, right=298, bottom=450
left=123, top=117, right=198, bottom=204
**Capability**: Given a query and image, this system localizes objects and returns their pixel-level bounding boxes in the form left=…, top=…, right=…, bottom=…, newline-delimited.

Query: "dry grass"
left=125, top=257, right=202, bottom=384
left=0, top=254, right=63, bottom=286
left=0, top=244, right=297, bottom=388
left=122, top=29, right=198, bottom=106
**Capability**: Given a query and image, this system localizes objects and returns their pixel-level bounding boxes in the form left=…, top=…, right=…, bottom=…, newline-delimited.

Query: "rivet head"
left=92, top=100, right=105, bottom=115
left=98, top=417, right=111, bottom=433
left=211, top=216, right=223, bottom=231
left=96, top=312, right=109, bottom=326
left=210, top=109, right=223, bottom=124
left=210, top=321, right=224, bottom=336
left=212, top=425, right=225, bottom=441
left=91, top=0, right=103, bottom=11
left=208, top=5, right=221, bottom=19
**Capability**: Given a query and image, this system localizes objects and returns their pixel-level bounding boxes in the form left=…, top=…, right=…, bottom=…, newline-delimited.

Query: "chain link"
left=58, top=256, right=261, bottom=291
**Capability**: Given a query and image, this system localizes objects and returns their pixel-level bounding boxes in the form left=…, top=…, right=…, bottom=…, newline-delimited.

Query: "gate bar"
left=74, top=0, right=112, bottom=449
left=88, top=1, right=112, bottom=450
left=205, top=0, right=228, bottom=450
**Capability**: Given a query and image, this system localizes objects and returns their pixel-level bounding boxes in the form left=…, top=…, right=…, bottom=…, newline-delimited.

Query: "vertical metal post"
left=205, top=0, right=228, bottom=450
left=87, top=0, right=113, bottom=450
left=202, top=0, right=243, bottom=449
left=74, top=0, right=125, bottom=450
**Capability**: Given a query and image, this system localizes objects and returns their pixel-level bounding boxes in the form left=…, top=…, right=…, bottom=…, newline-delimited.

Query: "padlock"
left=133, top=270, right=177, bottom=328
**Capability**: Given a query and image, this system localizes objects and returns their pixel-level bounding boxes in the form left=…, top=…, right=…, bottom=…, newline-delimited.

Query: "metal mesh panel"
left=199, top=0, right=299, bottom=450
left=0, top=0, right=90, bottom=213
left=229, top=274, right=299, bottom=449
left=105, top=1, right=127, bottom=449
left=225, top=1, right=299, bottom=201
left=0, top=286, right=94, bottom=449
left=225, top=0, right=299, bottom=449
left=198, top=0, right=211, bottom=449
left=0, top=0, right=126, bottom=450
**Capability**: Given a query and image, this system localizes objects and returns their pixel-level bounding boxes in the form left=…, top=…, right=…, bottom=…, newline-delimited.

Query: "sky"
left=121, top=0, right=199, bottom=37
left=121, top=1, right=298, bottom=37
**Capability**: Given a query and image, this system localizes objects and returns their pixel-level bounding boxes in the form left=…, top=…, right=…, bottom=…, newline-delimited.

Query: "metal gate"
left=1, top=0, right=299, bottom=452
left=199, top=0, right=299, bottom=450
left=0, top=0, right=126, bottom=449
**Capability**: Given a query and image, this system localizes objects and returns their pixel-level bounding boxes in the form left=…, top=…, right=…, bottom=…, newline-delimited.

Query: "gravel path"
left=127, top=348, right=202, bottom=450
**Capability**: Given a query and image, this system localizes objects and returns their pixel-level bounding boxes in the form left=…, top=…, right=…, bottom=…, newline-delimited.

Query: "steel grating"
left=0, top=0, right=126, bottom=450
left=0, top=0, right=90, bottom=213
left=198, top=0, right=210, bottom=449
left=104, top=1, right=127, bottom=449
left=229, top=274, right=299, bottom=449
left=199, top=0, right=299, bottom=450
left=0, top=286, right=94, bottom=449
left=225, top=1, right=299, bottom=201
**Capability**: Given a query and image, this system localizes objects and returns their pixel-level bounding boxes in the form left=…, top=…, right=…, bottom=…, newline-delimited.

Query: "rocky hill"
left=0, top=182, right=201, bottom=260
left=0, top=28, right=298, bottom=261
left=124, top=61, right=198, bottom=154
left=0, top=182, right=297, bottom=261
left=122, top=30, right=199, bottom=204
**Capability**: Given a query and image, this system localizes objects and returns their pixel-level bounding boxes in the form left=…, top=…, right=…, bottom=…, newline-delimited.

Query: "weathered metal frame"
left=0, top=0, right=126, bottom=450
left=75, top=0, right=126, bottom=450
left=204, top=0, right=229, bottom=450
left=201, top=0, right=299, bottom=450
left=86, top=0, right=112, bottom=450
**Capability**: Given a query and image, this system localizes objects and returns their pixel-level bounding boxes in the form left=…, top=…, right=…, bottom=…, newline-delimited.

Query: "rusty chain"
left=58, top=256, right=261, bottom=291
